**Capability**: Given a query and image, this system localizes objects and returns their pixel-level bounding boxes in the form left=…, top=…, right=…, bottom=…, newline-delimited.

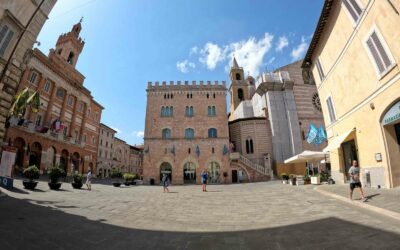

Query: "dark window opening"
left=188, top=148, right=191, bottom=154
left=236, top=73, right=241, bottom=80
left=395, top=123, right=400, bottom=146
left=67, top=52, right=74, bottom=65
left=212, top=147, right=215, bottom=154
left=238, top=88, right=244, bottom=101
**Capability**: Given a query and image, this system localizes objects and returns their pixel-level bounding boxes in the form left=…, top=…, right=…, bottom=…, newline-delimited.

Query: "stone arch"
left=60, top=149, right=69, bottom=173
left=230, top=161, right=251, bottom=183
left=379, top=97, right=400, bottom=187
left=29, top=142, right=42, bottom=169
left=71, top=152, right=80, bottom=173
left=13, top=137, right=25, bottom=171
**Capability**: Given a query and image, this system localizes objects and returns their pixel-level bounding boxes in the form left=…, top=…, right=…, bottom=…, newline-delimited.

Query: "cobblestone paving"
left=1, top=180, right=400, bottom=249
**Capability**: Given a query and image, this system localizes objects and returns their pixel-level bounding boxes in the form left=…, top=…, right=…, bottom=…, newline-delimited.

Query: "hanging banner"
left=306, top=124, right=327, bottom=145
left=0, top=146, right=17, bottom=189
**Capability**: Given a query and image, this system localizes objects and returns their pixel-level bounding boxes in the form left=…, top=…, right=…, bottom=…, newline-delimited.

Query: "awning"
left=284, top=150, right=328, bottom=164
left=323, top=128, right=355, bottom=152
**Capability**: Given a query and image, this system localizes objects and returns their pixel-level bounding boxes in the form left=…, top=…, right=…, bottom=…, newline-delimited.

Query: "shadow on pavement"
left=0, top=195, right=399, bottom=249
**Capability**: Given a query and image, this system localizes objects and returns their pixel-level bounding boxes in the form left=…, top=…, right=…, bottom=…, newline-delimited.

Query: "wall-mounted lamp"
left=370, top=103, right=375, bottom=110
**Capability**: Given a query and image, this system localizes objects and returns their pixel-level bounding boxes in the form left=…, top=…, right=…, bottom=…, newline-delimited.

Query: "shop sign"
left=0, top=146, right=17, bottom=189
left=383, top=101, right=400, bottom=125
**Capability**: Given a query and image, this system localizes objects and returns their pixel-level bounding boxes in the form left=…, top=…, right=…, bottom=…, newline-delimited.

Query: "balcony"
left=8, top=117, right=84, bottom=147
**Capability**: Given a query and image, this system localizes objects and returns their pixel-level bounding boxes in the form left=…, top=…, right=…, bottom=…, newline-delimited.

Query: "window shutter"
left=366, top=37, right=385, bottom=73
left=343, top=0, right=359, bottom=22
left=326, top=97, right=336, bottom=122
left=349, top=0, right=362, bottom=15
left=0, top=25, right=9, bottom=44
left=371, top=32, right=392, bottom=68
left=316, top=58, right=325, bottom=81
left=0, top=29, right=14, bottom=56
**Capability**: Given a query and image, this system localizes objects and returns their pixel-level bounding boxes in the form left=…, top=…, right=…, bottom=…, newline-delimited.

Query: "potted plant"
left=111, top=168, right=123, bottom=187
left=280, top=173, right=289, bottom=184
left=47, top=166, right=65, bottom=190
left=303, top=174, right=311, bottom=185
left=296, top=175, right=305, bottom=185
left=289, top=174, right=296, bottom=185
left=311, top=174, right=321, bottom=185
left=71, top=172, right=83, bottom=189
left=22, top=165, right=40, bottom=190
left=123, top=173, right=134, bottom=186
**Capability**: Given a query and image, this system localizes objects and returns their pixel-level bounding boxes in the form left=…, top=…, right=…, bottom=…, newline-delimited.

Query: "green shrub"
left=303, top=174, right=311, bottom=181
left=123, top=173, right=136, bottom=182
left=47, top=166, right=65, bottom=183
left=280, top=173, right=289, bottom=180
left=111, top=168, right=123, bottom=179
left=23, top=165, right=40, bottom=181
left=72, top=173, right=83, bottom=184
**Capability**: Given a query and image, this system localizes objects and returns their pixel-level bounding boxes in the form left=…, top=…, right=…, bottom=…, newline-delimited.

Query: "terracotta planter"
left=23, top=180, right=38, bottom=190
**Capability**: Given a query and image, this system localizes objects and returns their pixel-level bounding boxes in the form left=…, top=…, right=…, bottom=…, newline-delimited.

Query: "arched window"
left=185, top=128, right=194, bottom=139
left=238, top=88, right=244, bottom=101
left=170, top=106, right=173, bottom=116
left=208, top=106, right=216, bottom=116
left=236, top=73, right=241, bottom=80
left=185, top=106, right=194, bottom=117
left=161, top=106, right=165, bottom=117
left=208, top=128, right=217, bottom=138
left=67, top=52, right=74, bottom=65
left=245, top=137, right=254, bottom=154
left=162, top=128, right=171, bottom=139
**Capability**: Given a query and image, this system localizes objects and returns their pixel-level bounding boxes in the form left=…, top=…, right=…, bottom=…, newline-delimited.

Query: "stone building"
left=303, top=0, right=400, bottom=188
left=228, top=58, right=326, bottom=176
left=129, top=145, right=143, bottom=176
left=113, top=137, right=130, bottom=173
left=143, top=80, right=231, bottom=185
left=97, top=123, right=116, bottom=177
left=0, top=0, right=57, bottom=141
left=5, top=21, right=103, bottom=175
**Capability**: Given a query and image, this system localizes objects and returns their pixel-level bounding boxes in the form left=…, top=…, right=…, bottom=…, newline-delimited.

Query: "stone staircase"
left=230, top=152, right=273, bottom=179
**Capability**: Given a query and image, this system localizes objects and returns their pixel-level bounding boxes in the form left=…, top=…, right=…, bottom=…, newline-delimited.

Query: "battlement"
left=147, top=80, right=227, bottom=90
left=56, top=33, right=85, bottom=47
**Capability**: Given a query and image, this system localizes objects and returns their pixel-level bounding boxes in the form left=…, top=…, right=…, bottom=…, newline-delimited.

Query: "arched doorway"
left=160, top=162, right=172, bottom=181
left=29, top=142, right=42, bottom=168
left=47, top=146, right=56, bottom=167
left=13, top=137, right=25, bottom=173
left=183, top=162, right=196, bottom=184
left=98, top=168, right=103, bottom=178
left=71, top=152, right=80, bottom=173
left=88, top=162, right=93, bottom=173
left=381, top=100, right=400, bottom=187
left=60, top=149, right=69, bottom=173
left=208, top=161, right=220, bottom=184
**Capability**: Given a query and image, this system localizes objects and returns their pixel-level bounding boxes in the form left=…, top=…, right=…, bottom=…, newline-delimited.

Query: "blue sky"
left=36, top=0, right=324, bottom=145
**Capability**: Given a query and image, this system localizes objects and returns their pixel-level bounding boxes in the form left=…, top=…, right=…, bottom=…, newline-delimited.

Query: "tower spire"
left=232, top=56, right=239, bottom=68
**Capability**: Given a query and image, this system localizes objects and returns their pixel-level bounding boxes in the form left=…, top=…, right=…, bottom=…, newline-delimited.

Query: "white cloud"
left=111, top=127, right=121, bottom=134
left=190, top=46, right=198, bottom=55
left=291, top=36, right=308, bottom=61
left=227, top=33, right=274, bottom=76
left=131, top=131, right=144, bottom=138
left=268, top=57, right=276, bottom=64
left=194, top=33, right=274, bottom=76
left=199, top=43, right=226, bottom=70
left=276, top=36, right=289, bottom=52
left=176, top=60, right=195, bottom=73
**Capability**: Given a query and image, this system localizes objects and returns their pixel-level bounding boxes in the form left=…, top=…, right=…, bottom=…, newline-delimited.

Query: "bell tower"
left=229, top=57, right=249, bottom=119
left=53, top=18, right=85, bottom=68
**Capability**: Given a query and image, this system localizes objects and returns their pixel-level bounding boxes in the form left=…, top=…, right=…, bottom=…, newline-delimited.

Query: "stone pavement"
left=0, top=180, right=400, bottom=249
left=315, top=184, right=400, bottom=220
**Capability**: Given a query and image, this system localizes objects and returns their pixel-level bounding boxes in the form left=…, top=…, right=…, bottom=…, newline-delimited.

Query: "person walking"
left=86, top=168, right=92, bottom=191
left=201, top=170, right=208, bottom=192
left=161, top=174, right=169, bottom=193
left=348, top=160, right=366, bottom=201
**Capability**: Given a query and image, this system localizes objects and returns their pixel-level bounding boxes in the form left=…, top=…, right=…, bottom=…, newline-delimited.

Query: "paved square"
left=1, top=180, right=400, bottom=249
